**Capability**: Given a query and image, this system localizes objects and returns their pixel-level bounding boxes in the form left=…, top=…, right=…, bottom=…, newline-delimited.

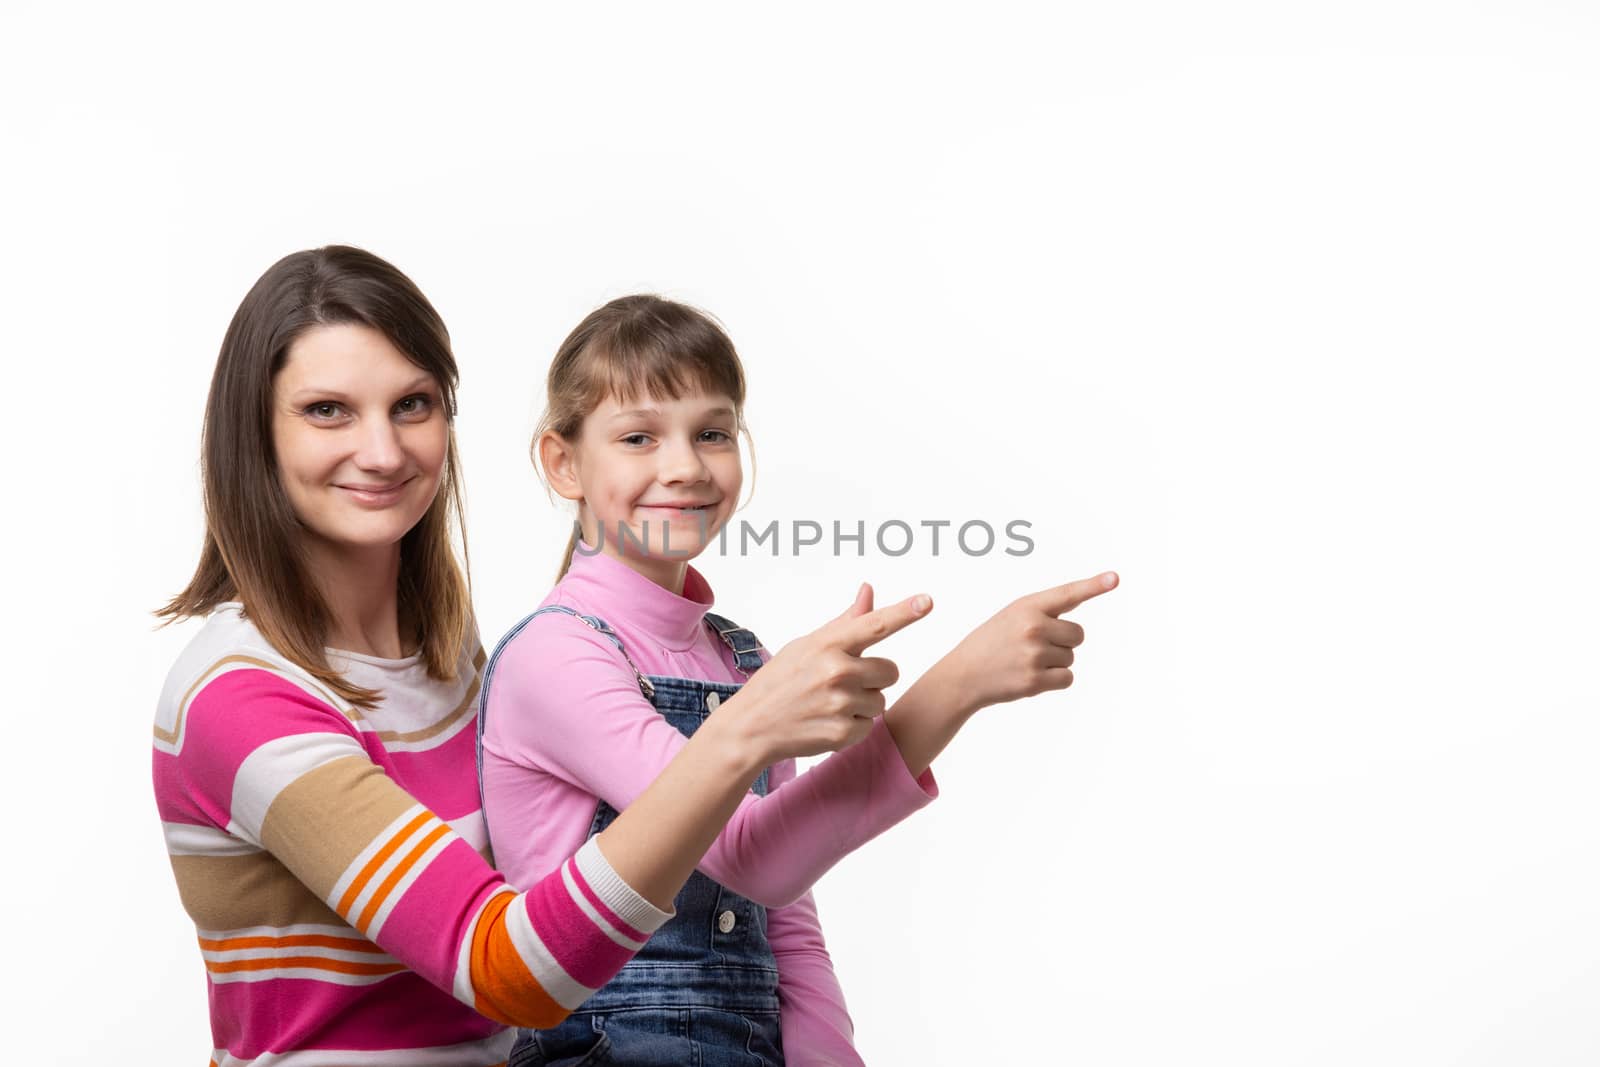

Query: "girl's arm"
left=762, top=756, right=864, bottom=1067
left=769, top=891, right=862, bottom=1066
left=883, top=571, right=1120, bottom=775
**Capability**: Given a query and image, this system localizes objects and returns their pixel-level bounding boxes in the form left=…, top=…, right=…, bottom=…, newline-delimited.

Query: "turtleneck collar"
left=560, top=545, right=717, bottom=652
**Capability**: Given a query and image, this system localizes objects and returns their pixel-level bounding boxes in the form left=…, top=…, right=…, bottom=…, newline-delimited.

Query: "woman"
left=152, top=246, right=934, bottom=1065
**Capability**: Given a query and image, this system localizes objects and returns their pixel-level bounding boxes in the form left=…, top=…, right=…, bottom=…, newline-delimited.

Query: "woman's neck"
left=302, top=538, right=407, bottom=658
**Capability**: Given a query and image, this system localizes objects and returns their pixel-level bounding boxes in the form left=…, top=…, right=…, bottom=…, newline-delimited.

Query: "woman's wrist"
left=702, top=698, right=776, bottom=783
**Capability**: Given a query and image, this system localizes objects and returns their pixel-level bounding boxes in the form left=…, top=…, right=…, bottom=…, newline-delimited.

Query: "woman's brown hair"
left=534, top=294, right=754, bottom=580
left=159, top=245, right=472, bottom=709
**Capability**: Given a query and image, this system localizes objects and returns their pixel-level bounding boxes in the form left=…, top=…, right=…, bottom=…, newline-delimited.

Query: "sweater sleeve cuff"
left=574, top=837, right=675, bottom=936
left=864, top=715, right=940, bottom=804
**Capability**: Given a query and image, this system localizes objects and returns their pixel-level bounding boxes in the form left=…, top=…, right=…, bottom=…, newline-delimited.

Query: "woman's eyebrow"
left=283, top=375, right=437, bottom=403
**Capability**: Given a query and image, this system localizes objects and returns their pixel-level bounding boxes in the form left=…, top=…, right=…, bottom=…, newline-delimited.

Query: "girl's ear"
left=538, top=431, right=584, bottom=502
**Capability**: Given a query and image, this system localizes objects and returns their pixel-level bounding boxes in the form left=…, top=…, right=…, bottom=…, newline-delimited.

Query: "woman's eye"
left=306, top=402, right=344, bottom=420
left=395, top=394, right=433, bottom=418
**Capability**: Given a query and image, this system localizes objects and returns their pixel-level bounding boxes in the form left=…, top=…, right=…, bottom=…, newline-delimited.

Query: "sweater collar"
left=562, top=544, right=716, bottom=650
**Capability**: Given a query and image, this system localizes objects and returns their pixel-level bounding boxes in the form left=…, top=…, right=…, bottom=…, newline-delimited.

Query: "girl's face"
left=555, top=389, right=742, bottom=581
left=271, top=323, right=449, bottom=564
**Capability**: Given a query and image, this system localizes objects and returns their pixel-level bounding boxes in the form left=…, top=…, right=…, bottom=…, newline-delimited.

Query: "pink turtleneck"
left=479, top=547, right=938, bottom=1065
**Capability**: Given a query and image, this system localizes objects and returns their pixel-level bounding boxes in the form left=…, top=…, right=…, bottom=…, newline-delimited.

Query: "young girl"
left=154, top=248, right=930, bottom=1066
left=478, top=295, right=1117, bottom=1066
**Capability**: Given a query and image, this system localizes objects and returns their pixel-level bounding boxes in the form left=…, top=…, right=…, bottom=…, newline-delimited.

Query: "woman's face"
left=271, top=323, right=449, bottom=560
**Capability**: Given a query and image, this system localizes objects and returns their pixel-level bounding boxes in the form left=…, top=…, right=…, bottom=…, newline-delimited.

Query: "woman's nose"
left=354, top=417, right=406, bottom=473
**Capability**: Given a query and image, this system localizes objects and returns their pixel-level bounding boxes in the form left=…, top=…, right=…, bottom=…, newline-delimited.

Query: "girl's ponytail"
left=556, top=525, right=581, bottom=583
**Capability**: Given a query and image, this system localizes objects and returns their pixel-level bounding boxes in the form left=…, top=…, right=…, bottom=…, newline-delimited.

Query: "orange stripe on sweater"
left=468, top=891, right=570, bottom=1029
left=198, top=933, right=387, bottom=954
left=355, top=824, right=450, bottom=932
left=205, top=955, right=408, bottom=976
left=336, top=811, right=432, bottom=916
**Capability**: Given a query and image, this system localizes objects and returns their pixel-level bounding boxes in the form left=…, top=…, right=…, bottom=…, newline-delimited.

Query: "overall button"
left=705, top=691, right=721, bottom=712
left=717, top=910, right=737, bottom=933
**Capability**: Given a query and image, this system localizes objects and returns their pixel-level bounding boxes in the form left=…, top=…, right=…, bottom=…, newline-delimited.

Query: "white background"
left=3, top=2, right=1597, bottom=1064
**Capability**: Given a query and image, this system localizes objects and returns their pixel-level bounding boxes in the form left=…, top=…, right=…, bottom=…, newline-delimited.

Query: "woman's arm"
left=482, top=617, right=936, bottom=908
left=561, top=591, right=934, bottom=909
left=158, top=668, right=661, bottom=1030
left=160, top=595, right=923, bottom=1032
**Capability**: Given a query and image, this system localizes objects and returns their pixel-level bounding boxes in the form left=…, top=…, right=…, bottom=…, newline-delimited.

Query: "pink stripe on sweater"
left=521, top=862, right=641, bottom=990
left=384, top=724, right=483, bottom=820
left=567, top=857, right=651, bottom=943
left=209, top=969, right=499, bottom=1059
left=180, top=670, right=362, bottom=815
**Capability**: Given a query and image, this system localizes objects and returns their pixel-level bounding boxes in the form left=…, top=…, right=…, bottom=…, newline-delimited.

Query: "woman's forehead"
left=277, top=323, right=439, bottom=393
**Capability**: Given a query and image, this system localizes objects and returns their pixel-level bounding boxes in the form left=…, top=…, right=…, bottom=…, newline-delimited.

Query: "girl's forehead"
left=591, top=388, right=738, bottom=417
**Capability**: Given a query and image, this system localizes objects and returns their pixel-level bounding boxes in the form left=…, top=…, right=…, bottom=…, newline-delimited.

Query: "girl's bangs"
left=582, top=339, right=744, bottom=411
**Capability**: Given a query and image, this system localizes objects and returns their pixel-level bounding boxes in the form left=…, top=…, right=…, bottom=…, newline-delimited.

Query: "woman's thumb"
left=834, top=582, right=873, bottom=622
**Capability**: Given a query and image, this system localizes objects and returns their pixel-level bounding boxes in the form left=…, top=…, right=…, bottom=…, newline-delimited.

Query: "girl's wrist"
left=927, top=651, right=987, bottom=720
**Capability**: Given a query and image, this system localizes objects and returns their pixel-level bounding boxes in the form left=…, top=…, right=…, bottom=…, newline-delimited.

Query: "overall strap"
left=527, top=605, right=656, bottom=699
left=702, top=611, right=768, bottom=676
left=475, top=604, right=651, bottom=863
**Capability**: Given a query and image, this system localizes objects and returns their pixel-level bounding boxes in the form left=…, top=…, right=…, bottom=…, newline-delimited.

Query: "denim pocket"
left=688, top=1007, right=783, bottom=1066
left=510, top=1022, right=613, bottom=1067
left=588, top=1008, right=694, bottom=1066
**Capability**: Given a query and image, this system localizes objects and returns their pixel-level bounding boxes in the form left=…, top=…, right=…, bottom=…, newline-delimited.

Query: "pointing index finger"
left=1031, top=571, right=1119, bottom=616
left=835, top=593, right=933, bottom=654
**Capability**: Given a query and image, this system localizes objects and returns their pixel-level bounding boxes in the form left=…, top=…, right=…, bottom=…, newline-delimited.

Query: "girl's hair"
left=158, top=245, right=472, bottom=710
left=533, top=294, right=754, bottom=580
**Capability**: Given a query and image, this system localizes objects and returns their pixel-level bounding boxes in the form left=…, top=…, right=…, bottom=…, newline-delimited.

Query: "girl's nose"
left=658, top=438, right=709, bottom=484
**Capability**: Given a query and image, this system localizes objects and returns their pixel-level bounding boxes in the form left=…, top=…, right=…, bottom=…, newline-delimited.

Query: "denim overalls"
left=477, top=605, right=784, bottom=1067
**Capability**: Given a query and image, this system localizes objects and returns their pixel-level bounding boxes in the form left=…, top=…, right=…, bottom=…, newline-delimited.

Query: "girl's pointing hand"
left=946, top=571, right=1119, bottom=710
left=713, top=584, right=933, bottom=765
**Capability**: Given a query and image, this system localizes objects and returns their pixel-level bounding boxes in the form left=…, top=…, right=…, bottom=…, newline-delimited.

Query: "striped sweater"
left=152, top=604, right=672, bottom=1066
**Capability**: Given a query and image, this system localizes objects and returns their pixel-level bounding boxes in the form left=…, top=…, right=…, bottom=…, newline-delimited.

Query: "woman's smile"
left=337, top=475, right=419, bottom=508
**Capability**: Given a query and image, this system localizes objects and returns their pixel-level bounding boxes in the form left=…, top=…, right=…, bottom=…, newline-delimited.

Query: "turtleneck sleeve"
left=479, top=608, right=937, bottom=908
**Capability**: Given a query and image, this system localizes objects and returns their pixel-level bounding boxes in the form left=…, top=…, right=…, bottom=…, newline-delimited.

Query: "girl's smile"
left=541, top=389, right=743, bottom=590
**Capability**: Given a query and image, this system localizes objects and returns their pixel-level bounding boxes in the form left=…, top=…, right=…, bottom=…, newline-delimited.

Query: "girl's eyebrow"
left=609, top=404, right=735, bottom=421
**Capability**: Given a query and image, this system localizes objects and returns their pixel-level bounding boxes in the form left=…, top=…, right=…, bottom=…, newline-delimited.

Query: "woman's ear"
left=538, top=431, right=584, bottom=503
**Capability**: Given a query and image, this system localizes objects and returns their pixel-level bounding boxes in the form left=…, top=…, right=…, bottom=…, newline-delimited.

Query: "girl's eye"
left=699, top=429, right=733, bottom=444
left=395, top=394, right=433, bottom=418
left=620, top=433, right=651, bottom=447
